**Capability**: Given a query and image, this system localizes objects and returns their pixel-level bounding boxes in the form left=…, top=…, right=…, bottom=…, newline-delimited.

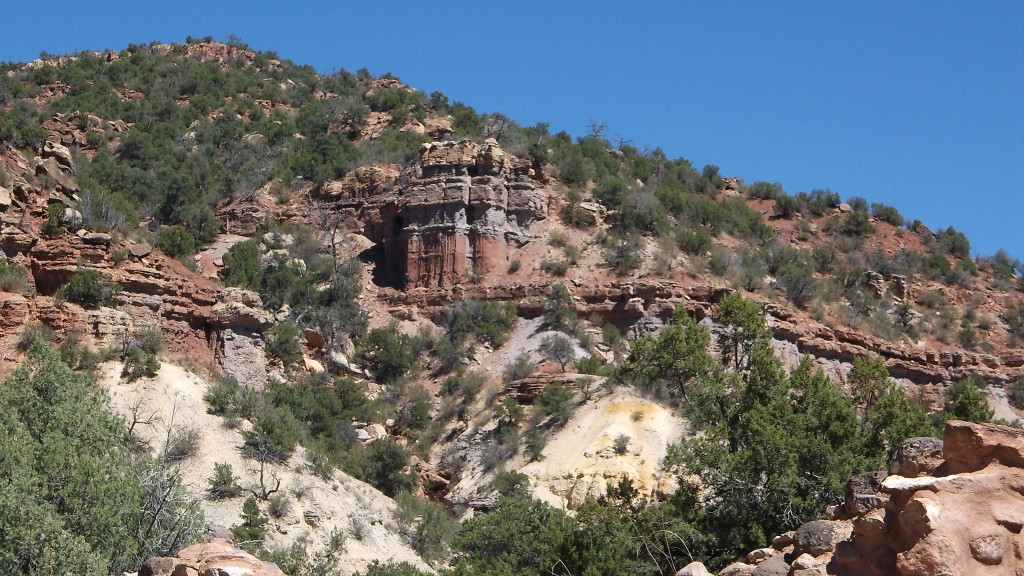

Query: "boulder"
left=771, top=531, right=794, bottom=550
left=942, top=420, right=1024, bottom=474
left=718, top=563, right=756, bottom=576
left=898, top=496, right=942, bottom=542
left=129, top=242, right=153, bottom=257
left=791, top=553, right=818, bottom=570
left=138, top=556, right=178, bottom=576
left=0, top=186, right=11, bottom=210
left=303, top=356, right=324, bottom=373
left=141, top=537, right=286, bottom=576
left=674, top=562, right=713, bottom=576
left=81, top=232, right=112, bottom=246
left=35, top=157, right=78, bottom=192
left=628, top=314, right=665, bottom=340
left=845, top=471, right=888, bottom=515
left=890, top=437, right=944, bottom=477
left=746, top=548, right=776, bottom=563
left=0, top=293, right=30, bottom=330
left=43, top=140, right=76, bottom=172
left=794, top=520, right=853, bottom=557
left=218, top=286, right=264, bottom=306
left=211, top=301, right=274, bottom=332
left=750, top=555, right=789, bottom=576
left=303, top=327, right=325, bottom=349
left=969, top=534, right=1006, bottom=565
left=895, top=533, right=964, bottom=576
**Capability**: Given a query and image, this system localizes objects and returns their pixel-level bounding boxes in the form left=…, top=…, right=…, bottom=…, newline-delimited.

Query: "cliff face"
left=322, top=139, right=547, bottom=289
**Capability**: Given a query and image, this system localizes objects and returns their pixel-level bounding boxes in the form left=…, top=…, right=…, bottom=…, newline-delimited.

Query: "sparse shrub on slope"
left=942, top=374, right=994, bottom=424
left=265, top=322, right=302, bottom=370
left=870, top=202, right=904, bottom=226
left=57, top=266, right=120, bottom=308
left=358, top=322, right=427, bottom=385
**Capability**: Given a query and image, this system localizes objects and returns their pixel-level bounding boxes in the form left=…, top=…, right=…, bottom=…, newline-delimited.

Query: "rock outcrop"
left=732, top=420, right=1024, bottom=576
left=324, top=139, right=547, bottom=289
left=139, top=538, right=286, bottom=576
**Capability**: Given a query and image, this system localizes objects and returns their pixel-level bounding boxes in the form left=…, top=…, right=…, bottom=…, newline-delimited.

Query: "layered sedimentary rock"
left=324, top=139, right=547, bottom=289
left=379, top=279, right=1024, bottom=393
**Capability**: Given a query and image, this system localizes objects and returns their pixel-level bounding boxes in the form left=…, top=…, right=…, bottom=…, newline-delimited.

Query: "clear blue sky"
left=3, top=1, right=1022, bottom=259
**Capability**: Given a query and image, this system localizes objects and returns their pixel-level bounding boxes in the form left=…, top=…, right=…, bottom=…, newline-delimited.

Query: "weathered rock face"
left=325, top=139, right=546, bottom=289
left=889, top=437, right=945, bottom=477
left=381, top=278, right=1024, bottom=393
left=940, top=419, right=1024, bottom=474
left=139, top=537, right=286, bottom=576
left=211, top=287, right=271, bottom=387
left=736, top=420, right=1024, bottom=576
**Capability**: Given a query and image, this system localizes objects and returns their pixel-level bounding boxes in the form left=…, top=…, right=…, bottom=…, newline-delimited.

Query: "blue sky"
left=3, top=1, right=1021, bottom=259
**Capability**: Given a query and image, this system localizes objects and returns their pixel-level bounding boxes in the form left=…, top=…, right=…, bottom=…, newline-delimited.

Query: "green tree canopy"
left=0, top=340, right=202, bottom=575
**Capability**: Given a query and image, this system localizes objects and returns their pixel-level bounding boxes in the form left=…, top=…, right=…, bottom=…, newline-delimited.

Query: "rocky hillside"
left=1, top=39, right=1022, bottom=575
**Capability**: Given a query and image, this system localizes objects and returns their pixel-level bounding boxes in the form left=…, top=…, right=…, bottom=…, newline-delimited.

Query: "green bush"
left=842, top=210, right=875, bottom=236
left=231, top=497, right=269, bottom=550
left=539, top=334, right=576, bottom=370
left=358, top=323, right=424, bottom=384
left=57, top=266, right=119, bottom=308
left=746, top=181, right=783, bottom=200
left=446, top=299, right=517, bottom=349
left=525, top=428, right=547, bottom=462
left=490, top=470, right=530, bottom=498
left=203, top=376, right=241, bottom=416
left=155, top=225, right=198, bottom=257
left=773, top=195, right=801, bottom=219
left=676, top=227, right=713, bottom=255
left=541, top=284, right=577, bottom=335
left=602, top=233, right=644, bottom=275
left=957, top=319, right=979, bottom=350
left=937, top=226, right=971, bottom=258
left=223, top=240, right=262, bottom=289
left=359, top=438, right=415, bottom=497
left=121, top=346, right=159, bottom=381
left=575, top=355, right=605, bottom=375
left=944, top=375, right=993, bottom=423
left=847, top=196, right=869, bottom=212
left=207, top=462, right=242, bottom=499
left=357, top=561, right=432, bottom=576
left=923, top=253, right=951, bottom=279
left=540, top=258, right=571, bottom=276
left=41, top=203, right=66, bottom=237
left=1009, top=379, right=1024, bottom=410
left=0, top=100, right=47, bottom=149
left=242, top=406, right=301, bottom=464
left=776, top=260, right=817, bottom=308
left=535, top=382, right=574, bottom=425
left=504, top=353, right=537, bottom=384
left=266, top=322, right=302, bottom=370
left=870, top=203, right=904, bottom=226
left=805, top=189, right=840, bottom=215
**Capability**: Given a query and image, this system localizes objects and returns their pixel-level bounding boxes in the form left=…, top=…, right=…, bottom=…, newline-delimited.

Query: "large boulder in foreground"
left=139, top=537, right=286, bottom=576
